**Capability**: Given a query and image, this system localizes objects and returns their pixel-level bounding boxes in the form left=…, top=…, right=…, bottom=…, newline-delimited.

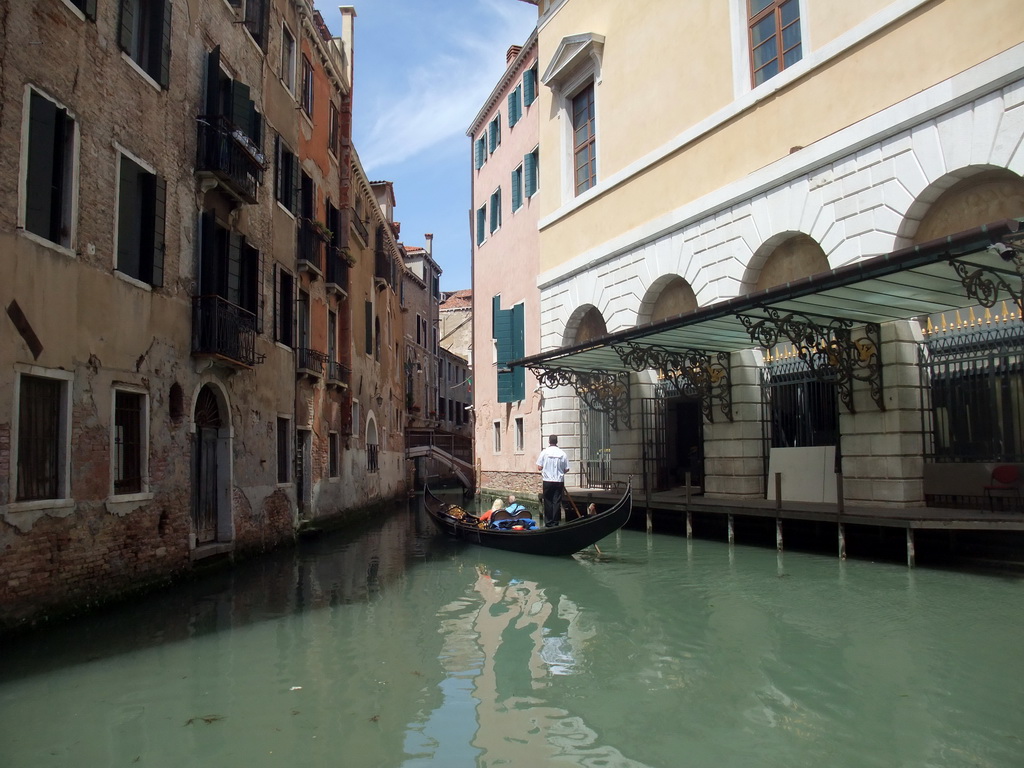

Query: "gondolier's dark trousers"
left=542, top=481, right=564, bottom=526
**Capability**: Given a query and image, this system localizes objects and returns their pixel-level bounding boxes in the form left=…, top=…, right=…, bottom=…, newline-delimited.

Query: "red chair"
left=983, top=465, right=1021, bottom=511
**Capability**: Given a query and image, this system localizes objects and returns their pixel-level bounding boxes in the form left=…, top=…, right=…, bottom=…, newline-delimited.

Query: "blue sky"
left=319, top=1, right=538, bottom=292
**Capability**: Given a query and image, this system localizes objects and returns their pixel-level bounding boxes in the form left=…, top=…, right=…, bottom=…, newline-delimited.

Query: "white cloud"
left=355, top=0, right=536, bottom=173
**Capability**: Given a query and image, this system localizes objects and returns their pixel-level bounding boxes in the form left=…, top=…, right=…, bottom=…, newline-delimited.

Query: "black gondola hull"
left=424, top=483, right=632, bottom=557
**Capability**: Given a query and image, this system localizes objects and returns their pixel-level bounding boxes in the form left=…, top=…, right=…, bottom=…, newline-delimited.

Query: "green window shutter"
left=275, top=135, right=283, bottom=203
left=118, top=0, right=134, bottom=54
left=231, top=81, right=251, bottom=132
left=365, top=300, right=373, bottom=355
left=290, top=150, right=300, bottom=214
left=489, top=190, right=500, bottom=233
left=117, top=156, right=141, bottom=280
left=25, top=93, right=58, bottom=241
left=84, top=0, right=97, bottom=20
left=511, top=167, right=522, bottom=212
left=205, top=47, right=221, bottom=116
left=476, top=206, right=486, bottom=246
left=158, top=0, right=173, bottom=88
left=524, top=149, right=538, bottom=197
left=150, top=175, right=166, bottom=287
left=511, top=302, right=525, bottom=402
left=493, top=297, right=513, bottom=403
left=507, top=88, right=520, bottom=128
left=474, top=137, right=484, bottom=170
left=523, top=67, right=537, bottom=106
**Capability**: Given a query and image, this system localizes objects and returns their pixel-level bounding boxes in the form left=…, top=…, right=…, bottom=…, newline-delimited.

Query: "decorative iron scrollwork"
left=614, top=342, right=732, bottom=421
left=527, top=366, right=632, bottom=429
left=738, top=308, right=883, bottom=412
left=949, top=252, right=1024, bottom=314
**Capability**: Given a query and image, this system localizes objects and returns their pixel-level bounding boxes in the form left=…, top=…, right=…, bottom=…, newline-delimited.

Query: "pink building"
left=468, top=33, right=543, bottom=495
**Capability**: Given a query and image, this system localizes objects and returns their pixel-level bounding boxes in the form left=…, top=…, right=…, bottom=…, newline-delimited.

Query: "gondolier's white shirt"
left=536, top=446, right=569, bottom=483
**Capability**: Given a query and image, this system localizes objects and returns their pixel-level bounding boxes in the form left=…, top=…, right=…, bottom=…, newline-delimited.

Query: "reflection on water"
left=1, top=496, right=1023, bottom=768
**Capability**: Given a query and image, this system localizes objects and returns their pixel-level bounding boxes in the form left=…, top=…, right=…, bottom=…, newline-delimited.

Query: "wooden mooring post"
left=727, top=514, right=734, bottom=545
left=838, top=522, right=847, bottom=560
left=776, top=518, right=783, bottom=551
left=906, top=527, right=916, bottom=568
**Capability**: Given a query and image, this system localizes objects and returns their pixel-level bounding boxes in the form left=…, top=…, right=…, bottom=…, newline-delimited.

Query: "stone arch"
left=638, top=275, right=698, bottom=325
left=742, top=232, right=830, bottom=294
left=190, top=381, right=234, bottom=546
left=904, top=167, right=1024, bottom=244
left=564, top=304, right=608, bottom=346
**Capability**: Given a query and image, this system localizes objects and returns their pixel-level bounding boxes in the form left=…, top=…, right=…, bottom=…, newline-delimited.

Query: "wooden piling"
left=838, top=522, right=847, bottom=560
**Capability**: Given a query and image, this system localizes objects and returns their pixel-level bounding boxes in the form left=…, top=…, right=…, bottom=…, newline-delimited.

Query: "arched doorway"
left=193, top=385, right=226, bottom=545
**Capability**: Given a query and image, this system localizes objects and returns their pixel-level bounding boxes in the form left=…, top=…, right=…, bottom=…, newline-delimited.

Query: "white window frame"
left=515, top=417, right=525, bottom=453
left=493, top=420, right=502, bottom=454
left=10, top=365, right=74, bottom=511
left=110, top=385, right=151, bottom=500
left=281, top=23, right=296, bottom=93
left=547, top=69, right=600, bottom=204
left=729, top=0, right=810, bottom=99
left=113, top=144, right=158, bottom=291
left=18, top=86, right=80, bottom=255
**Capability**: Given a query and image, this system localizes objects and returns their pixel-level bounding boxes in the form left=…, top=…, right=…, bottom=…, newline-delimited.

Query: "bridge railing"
left=406, top=429, right=473, bottom=467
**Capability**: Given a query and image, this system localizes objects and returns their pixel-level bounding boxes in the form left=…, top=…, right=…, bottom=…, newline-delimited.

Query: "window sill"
left=114, top=270, right=154, bottom=292
left=120, top=51, right=163, bottom=92
left=106, top=492, right=155, bottom=516
left=3, top=499, right=75, bottom=532
left=18, top=228, right=75, bottom=258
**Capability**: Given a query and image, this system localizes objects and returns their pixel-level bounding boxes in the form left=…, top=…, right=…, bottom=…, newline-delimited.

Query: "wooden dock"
left=566, top=484, right=1024, bottom=567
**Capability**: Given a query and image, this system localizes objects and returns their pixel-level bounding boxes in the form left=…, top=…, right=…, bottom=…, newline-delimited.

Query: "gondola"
left=423, top=480, right=632, bottom=557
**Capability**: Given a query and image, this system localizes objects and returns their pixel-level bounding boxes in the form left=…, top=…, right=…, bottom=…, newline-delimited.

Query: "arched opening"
left=192, top=385, right=229, bottom=546
left=913, top=169, right=1024, bottom=244
left=573, top=306, right=607, bottom=344
left=648, top=276, right=698, bottom=323
left=753, top=233, right=829, bottom=292
left=366, top=415, right=379, bottom=473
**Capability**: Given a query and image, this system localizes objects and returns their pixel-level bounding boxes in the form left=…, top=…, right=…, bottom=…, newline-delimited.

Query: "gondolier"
left=536, top=435, right=569, bottom=527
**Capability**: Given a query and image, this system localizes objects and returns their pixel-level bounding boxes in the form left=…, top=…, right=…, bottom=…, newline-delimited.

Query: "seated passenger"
left=480, top=497, right=505, bottom=523
left=505, top=495, right=526, bottom=515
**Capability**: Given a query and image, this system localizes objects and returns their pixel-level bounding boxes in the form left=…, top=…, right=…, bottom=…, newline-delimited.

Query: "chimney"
left=506, top=45, right=522, bottom=66
left=340, top=6, right=357, bottom=85
left=425, top=233, right=433, bottom=256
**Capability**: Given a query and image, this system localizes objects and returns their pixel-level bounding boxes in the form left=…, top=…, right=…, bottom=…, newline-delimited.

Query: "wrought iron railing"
left=367, top=443, right=379, bottom=473
left=325, top=247, right=350, bottom=292
left=350, top=208, right=368, bottom=243
left=297, top=218, right=327, bottom=276
left=196, top=114, right=264, bottom=204
left=405, top=429, right=472, bottom=466
left=192, top=295, right=258, bottom=367
left=296, top=348, right=327, bottom=377
left=327, top=358, right=350, bottom=385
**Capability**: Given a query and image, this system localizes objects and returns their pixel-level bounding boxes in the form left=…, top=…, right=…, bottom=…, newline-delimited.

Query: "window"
left=235, top=0, right=269, bottom=49
left=474, top=136, right=486, bottom=170
left=274, top=266, right=295, bottom=347
left=511, top=165, right=523, bottom=212
left=297, top=289, right=310, bottom=351
left=524, top=148, right=539, bottom=198
left=329, top=102, right=341, bottom=157
left=493, top=421, right=502, bottom=453
left=15, top=371, right=71, bottom=502
left=749, top=0, right=802, bottom=86
left=113, top=389, right=146, bottom=495
left=572, top=82, right=596, bottom=195
left=493, top=296, right=525, bottom=403
left=23, top=90, right=76, bottom=248
left=199, top=211, right=264, bottom=330
left=301, top=55, right=314, bottom=116
left=118, top=0, right=172, bottom=87
left=329, top=432, right=339, bottom=477
left=507, top=85, right=522, bottom=129
left=523, top=65, right=538, bottom=107
left=276, top=417, right=291, bottom=483
left=281, top=25, right=296, bottom=91
left=364, top=300, right=373, bottom=355
left=476, top=204, right=486, bottom=246
left=416, top=313, right=422, bottom=346
left=64, top=0, right=97, bottom=20
left=488, top=114, right=501, bottom=153
left=515, top=417, right=524, bottom=453
left=275, top=135, right=299, bottom=213
left=489, top=189, right=501, bottom=234
left=116, top=152, right=166, bottom=287
left=328, top=309, right=338, bottom=367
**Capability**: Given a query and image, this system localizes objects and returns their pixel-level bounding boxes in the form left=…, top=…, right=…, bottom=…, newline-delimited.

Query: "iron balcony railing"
left=350, top=208, right=368, bottom=243
left=192, top=295, right=258, bottom=368
left=297, top=218, right=327, bottom=277
left=196, top=114, right=264, bottom=204
left=296, top=347, right=327, bottom=377
left=325, top=247, right=350, bottom=293
left=327, top=358, right=351, bottom=385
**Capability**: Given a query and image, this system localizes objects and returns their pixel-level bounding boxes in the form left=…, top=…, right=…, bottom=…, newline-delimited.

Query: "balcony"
left=325, top=247, right=350, bottom=295
left=296, top=347, right=327, bottom=378
left=192, top=296, right=260, bottom=368
left=349, top=208, right=368, bottom=245
left=327, top=358, right=351, bottom=388
left=297, top=218, right=327, bottom=279
left=374, top=248, right=393, bottom=289
left=196, top=115, right=264, bottom=205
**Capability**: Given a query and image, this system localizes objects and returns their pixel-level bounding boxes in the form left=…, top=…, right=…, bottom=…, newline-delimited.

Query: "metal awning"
left=513, top=219, right=1024, bottom=425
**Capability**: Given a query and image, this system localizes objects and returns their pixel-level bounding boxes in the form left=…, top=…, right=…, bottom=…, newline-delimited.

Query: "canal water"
left=2, top=497, right=1023, bottom=768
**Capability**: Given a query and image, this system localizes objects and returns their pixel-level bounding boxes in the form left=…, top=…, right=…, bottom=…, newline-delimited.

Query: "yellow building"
left=518, top=0, right=1024, bottom=508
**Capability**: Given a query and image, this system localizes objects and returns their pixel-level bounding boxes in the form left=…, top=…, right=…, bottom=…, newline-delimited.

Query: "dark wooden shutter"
left=118, top=0, right=134, bottom=54
left=290, top=150, right=300, bottom=214
left=158, top=0, right=173, bottom=88
left=231, top=81, right=250, bottom=131
left=205, top=47, right=221, bottom=117
left=150, top=175, right=166, bottom=287
left=200, top=210, right=218, bottom=296
left=274, top=135, right=283, bottom=203
left=365, top=301, right=373, bottom=355
left=117, top=157, right=141, bottom=279
left=84, top=0, right=97, bottom=20
left=227, top=232, right=242, bottom=305
left=511, top=302, right=525, bottom=402
left=25, top=93, right=57, bottom=240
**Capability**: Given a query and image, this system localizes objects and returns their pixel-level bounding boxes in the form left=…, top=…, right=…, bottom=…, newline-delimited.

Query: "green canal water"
left=2, top=498, right=1023, bottom=768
